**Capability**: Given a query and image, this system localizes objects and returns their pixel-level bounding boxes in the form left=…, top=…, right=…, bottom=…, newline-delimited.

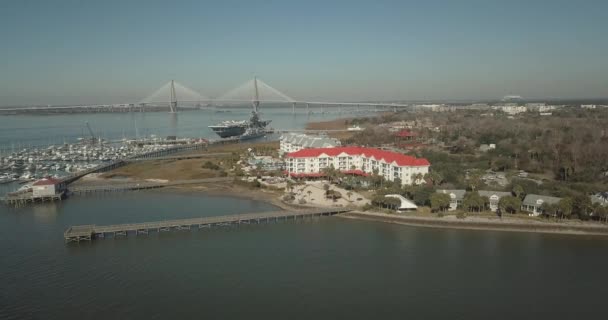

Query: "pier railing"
left=64, top=208, right=350, bottom=243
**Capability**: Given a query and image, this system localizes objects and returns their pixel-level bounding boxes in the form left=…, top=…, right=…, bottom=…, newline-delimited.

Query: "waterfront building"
left=477, top=190, right=512, bottom=212
left=32, top=177, right=65, bottom=197
left=285, top=147, right=430, bottom=186
left=279, top=133, right=341, bottom=154
left=436, top=189, right=466, bottom=211
left=521, top=194, right=562, bottom=216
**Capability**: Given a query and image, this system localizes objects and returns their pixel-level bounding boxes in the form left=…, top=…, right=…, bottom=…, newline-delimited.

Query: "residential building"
left=521, top=194, right=562, bottom=216
left=436, top=189, right=466, bottom=211
left=394, top=129, right=420, bottom=142
left=285, top=147, right=430, bottom=185
left=32, top=177, right=65, bottom=197
left=247, top=155, right=284, bottom=171
left=477, top=191, right=512, bottom=212
left=581, top=104, right=597, bottom=109
left=279, top=133, right=341, bottom=154
left=498, top=104, right=527, bottom=115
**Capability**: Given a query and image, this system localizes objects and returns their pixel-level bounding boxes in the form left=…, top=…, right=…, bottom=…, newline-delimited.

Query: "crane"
left=84, top=121, right=99, bottom=145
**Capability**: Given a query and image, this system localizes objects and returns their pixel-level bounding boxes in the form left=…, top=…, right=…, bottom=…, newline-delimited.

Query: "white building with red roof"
left=32, top=177, right=66, bottom=197
left=285, top=147, right=430, bottom=185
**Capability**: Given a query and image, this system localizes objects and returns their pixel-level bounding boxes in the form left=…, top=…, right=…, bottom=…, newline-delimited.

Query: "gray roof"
left=522, top=194, right=562, bottom=207
left=281, top=133, right=340, bottom=149
left=437, top=189, right=466, bottom=200
left=478, top=190, right=512, bottom=199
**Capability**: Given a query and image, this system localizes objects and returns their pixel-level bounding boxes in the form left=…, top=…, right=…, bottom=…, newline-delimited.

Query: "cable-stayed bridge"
left=0, top=77, right=410, bottom=114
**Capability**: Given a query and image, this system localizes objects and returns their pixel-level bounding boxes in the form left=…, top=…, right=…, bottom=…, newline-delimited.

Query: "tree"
left=540, top=202, right=559, bottom=218
left=323, top=184, right=330, bottom=192
left=426, top=171, right=444, bottom=186
left=467, top=171, right=482, bottom=191
left=558, top=197, right=573, bottom=219
left=463, top=191, right=484, bottom=212
left=572, top=194, right=592, bottom=220
left=595, top=205, right=608, bottom=223
left=498, top=196, right=521, bottom=214
left=346, top=191, right=353, bottom=201
left=322, top=164, right=339, bottom=183
left=430, top=193, right=451, bottom=212
left=412, top=185, right=436, bottom=206
left=306, top=190, right=312, bottom=199
left=512, top=185, right=525, bottom=200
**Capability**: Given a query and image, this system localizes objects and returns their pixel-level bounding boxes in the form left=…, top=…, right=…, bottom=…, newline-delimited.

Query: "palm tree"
left=346, top=191, right=353, bottom=201
left=307, top=190, right=312, bottom=199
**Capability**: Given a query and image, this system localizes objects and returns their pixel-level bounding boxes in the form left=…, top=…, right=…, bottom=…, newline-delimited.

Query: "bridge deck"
left=64, top=208, right=349, bottom=242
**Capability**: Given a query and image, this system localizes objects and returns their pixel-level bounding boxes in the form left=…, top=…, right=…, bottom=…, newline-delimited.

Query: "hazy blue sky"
left=0, top=0, right=607, bottom=105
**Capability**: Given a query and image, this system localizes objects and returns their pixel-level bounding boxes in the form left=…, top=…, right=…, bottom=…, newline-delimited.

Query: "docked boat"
left=209, top=111, right=271, bottom=139
left=208, top=120, right=248, bottom=138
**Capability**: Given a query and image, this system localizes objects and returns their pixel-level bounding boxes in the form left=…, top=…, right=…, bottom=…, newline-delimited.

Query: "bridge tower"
left=252, top=76, right=260, bottom=113
left=169, top=80, right=178, bottom=113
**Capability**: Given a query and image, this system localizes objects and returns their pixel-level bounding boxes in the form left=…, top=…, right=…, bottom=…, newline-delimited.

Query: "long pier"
left=64, top=208, right=350, bottom=243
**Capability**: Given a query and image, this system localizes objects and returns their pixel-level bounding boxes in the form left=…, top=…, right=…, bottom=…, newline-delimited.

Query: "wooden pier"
left=2, top=192, right=65, bottom=206
left=64, top=208, right=350, bottom=243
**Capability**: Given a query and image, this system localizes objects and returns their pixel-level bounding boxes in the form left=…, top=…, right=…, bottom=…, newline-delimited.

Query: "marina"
left=63, top=207, right=350, bottom=242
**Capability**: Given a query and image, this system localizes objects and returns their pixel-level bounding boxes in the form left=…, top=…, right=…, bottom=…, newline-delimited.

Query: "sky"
left=0, top=0, right=607, bottom=106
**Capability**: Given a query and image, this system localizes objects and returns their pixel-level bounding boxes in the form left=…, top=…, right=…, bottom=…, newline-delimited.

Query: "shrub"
left=202, top=161, right=220, bottom=170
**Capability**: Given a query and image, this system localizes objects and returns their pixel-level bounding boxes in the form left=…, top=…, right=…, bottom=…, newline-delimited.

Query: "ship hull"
left=209, top=126, right=247, bottom=138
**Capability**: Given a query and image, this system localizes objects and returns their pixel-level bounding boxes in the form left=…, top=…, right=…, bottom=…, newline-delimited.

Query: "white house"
left=32, top=177, right=65, bottom=197
left=521, top=194, right=562, bottom=216
left=436, top=189, right=466, bottom=211
left=478, top=191, right=512, bottom=212
left=285, top=147, right=430, bottom=186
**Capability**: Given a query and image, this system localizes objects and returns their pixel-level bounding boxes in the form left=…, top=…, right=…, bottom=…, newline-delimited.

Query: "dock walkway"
left=64, top=208, right=350, bottom=242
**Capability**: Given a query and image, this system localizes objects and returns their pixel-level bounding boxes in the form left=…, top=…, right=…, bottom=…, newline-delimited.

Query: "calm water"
left=1, top=189, right=606, bottom=319
left=0, top=106, right=363, bottom=151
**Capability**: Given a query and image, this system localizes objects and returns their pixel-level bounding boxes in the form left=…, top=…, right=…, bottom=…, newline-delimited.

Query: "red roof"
left=395, top=129, right=418, bottom=138
left=289, top=172, right=326, bottom=178
left=341, top=169, right=369, bottom=176
left=32, top=177, right=62, bottom=186
left=286, top=147, right=430, bottom=167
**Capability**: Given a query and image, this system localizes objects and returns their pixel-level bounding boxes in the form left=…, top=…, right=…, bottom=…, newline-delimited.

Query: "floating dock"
left=64, top=208, right=350, bottom=243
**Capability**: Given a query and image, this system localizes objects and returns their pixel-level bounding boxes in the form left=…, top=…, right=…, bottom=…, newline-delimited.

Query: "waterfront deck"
left=64, top=208, right=350, bottom=243
left=2, top=192, right=65, bottom=205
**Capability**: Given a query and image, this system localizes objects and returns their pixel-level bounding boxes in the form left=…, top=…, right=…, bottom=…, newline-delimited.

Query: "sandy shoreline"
left=162, top=186, right=608, bottom=237
left=340, top=211, right=608, bottom=236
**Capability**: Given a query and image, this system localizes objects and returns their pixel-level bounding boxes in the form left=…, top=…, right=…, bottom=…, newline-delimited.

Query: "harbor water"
left=0, top=106, right=364, bottom=151
left=1, top=189, right=607, bottom=319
